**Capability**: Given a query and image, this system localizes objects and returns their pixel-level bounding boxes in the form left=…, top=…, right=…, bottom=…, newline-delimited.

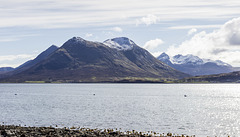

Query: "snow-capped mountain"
left=171, top=54, right=204, bottom=65
left=1, top=37, right=189, bottom=83
left=157, top=53, right=234, bottom=76
left=103, top=37, right=135, bottom=51
left=157, top=52, right=173, bottom=66
left=202, top=59, right=231, bottom=66
left=169, top=54, right=231, bottom=66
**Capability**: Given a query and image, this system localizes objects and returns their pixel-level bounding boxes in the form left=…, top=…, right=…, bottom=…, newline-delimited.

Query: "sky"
left=1, top=0, right=240, bottom=67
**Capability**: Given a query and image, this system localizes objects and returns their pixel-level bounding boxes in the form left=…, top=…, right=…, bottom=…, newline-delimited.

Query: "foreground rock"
left=0, top=125, right=194, bottom=137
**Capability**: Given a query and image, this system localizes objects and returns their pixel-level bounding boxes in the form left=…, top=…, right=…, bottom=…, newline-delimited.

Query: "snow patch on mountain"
left=171, top=54, right=204, bottom=65
left=214, top=60, right=231, bottom=66
left=159, top=53, right=231, bottom=67
left=201, top=59, right=230, bottom=66
left=103, top=37, right=135, bottom=51
left=157, top=53, right=233, bottom=76
left=67, top=37, right=86, bottom=44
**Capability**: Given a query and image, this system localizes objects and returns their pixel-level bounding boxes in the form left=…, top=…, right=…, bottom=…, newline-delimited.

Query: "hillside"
left=180, top=71, right=240, bottom=83
left=0, top=45, right=58, bottom=79
left=0, top=67, right=14, bottom=74
left=1, top=37, right=190, bottom=83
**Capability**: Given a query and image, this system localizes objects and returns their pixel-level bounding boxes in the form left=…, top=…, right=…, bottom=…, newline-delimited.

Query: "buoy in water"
left=184, top=95, right=187, bottom=97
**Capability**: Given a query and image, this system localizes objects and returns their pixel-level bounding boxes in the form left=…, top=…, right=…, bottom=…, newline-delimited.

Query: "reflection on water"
left=0, top=84, right=240, bottom=136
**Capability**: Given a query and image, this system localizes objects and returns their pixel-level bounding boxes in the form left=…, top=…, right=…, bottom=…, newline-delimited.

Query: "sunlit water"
left=0, top=84, right=240, bottom=136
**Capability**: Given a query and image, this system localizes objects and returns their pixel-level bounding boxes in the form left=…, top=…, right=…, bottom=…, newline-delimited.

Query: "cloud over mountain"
left=0, top=54, right=36, bottom=67
left=143, top=38, right=164, bottom=51
left=167, top=17, right=240, bottom=67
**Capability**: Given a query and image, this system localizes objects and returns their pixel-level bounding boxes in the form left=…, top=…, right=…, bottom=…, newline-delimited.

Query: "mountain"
left=1, top=37, right=189, bottom=83
left=157, top=53, right=233, bottom=76
left=0, top=45, right=58, bottom=78
left=0, top=67, right=14, bottom=74
left=180, top=71, right=240, bottom=83
left=15, top=45, right=58, bottom=72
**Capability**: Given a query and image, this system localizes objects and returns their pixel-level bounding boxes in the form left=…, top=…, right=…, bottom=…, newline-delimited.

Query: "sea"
left=0, top=83, right=240, bottom=136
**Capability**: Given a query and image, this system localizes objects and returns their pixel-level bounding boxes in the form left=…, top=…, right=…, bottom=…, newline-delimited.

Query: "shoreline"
left=0, top=125, right=194, bottom=137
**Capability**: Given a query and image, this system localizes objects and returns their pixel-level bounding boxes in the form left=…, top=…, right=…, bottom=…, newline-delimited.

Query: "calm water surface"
left=0, top=84, right=240, bottom=136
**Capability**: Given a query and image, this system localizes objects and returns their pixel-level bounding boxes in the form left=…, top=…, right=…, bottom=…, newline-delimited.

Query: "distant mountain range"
left=0, top=37, right=189, bottom=83
left=157, top=52, right=237, bottom=76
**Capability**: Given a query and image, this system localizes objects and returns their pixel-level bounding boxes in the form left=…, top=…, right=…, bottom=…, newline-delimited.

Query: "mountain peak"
left=157, top=52, right=170, bottom=60
left=66, top=37, right=86, bottom=44
left=47, top=45, right=58, bottom=51
left=61, top=37, right=89, bottom=50
left=103, top=37, right=136, bottom=51
left=50, top=44, right=58, bottom=48
left=171, top=54, right=203, bottom=65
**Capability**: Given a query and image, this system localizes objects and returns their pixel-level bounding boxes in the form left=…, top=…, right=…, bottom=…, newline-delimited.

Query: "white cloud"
left=1, top=1, right=240, bottom=28
left=111, top=27, right=123, bottom=32
left=0, top=54, right=37, bottom=68
left=0, top=63, right=21, bottom=68
left=166, top=17, right=240, bottom=66
left=85, top=33, right=93, bottom=37
left=0, top=38, right=20, bottom=42
left=151, top=51, right=164, bottom=57
left=169, top=25, right=221, bottom=30
left=188, top=28, right=197, bottom=35
left=136, top=14, right=160, bottom=26
left=0, top=34, right=39, bottom=42
left=0, top=54, right=36, bottom=62
left=143, top=38, right=164, bottom=51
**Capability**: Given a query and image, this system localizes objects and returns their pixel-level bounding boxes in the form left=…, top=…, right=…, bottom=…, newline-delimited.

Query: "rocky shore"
left=0, top=125, right=194, bottom=137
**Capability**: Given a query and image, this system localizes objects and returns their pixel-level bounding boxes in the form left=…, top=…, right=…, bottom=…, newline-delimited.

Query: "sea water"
left=0, top=84, right=240, bottom=136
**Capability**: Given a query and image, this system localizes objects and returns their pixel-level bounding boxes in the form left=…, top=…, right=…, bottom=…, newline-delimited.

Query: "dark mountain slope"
left=15, top=45, right=58, bottom=72
left=0, top=45, right=58, bottom=79
left=0, top=45, right=58, bottom=78
left=1, top=37, right=189, bottom=83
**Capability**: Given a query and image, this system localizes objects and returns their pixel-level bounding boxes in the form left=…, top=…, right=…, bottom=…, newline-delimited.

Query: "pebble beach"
left=0, top=125, right=195, bottom=137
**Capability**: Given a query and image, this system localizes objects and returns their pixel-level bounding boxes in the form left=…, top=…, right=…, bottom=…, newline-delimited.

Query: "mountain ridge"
left=0, top=45, right=58, bottom=78
left=157, top=52, right=234, bottom=76
left=1, top=37, right=190, bottom=83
